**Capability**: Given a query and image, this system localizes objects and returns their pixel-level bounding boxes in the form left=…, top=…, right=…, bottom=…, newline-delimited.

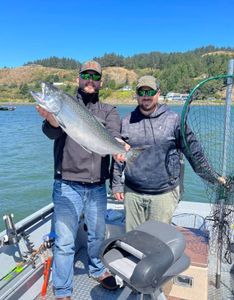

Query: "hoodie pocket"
left=166, top=150, right=180, bottom=180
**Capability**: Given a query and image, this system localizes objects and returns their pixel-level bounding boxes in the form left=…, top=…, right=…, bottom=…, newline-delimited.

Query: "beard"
left=83, top=82, right=98, bottom=94
left=139, top=99, right=157, bottom=112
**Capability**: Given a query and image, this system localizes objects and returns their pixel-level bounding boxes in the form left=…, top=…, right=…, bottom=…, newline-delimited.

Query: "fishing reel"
left=42, top=232, right=56, bottom=249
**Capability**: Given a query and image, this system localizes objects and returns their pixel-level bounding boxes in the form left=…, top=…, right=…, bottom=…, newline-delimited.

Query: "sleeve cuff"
left=112, top=185, right=124, bottom=194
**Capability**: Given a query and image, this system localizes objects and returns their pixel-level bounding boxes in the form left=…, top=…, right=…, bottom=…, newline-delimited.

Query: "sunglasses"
left=80, top=73, right=101, bottom=81
left=137, top=89, right=158, bottom=97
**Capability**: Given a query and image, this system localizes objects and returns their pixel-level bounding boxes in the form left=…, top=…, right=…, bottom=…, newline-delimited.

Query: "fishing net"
left=181, top=73, right=234, bottom=287
left=181, top=75, right=234, bottom=203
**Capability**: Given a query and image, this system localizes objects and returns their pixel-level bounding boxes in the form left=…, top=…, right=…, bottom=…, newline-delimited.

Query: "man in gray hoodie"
left=112, top=75, right=226, bottom=232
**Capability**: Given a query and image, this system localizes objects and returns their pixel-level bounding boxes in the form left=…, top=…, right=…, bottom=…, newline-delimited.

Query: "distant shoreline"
left=0, top=100, right=184, bottom=106
left=0, top=101, right=35, bottom=106
left=0, top=99, right=231, bottom=106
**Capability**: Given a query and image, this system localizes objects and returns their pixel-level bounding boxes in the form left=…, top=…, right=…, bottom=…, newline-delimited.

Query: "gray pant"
left=124, top=185, right=180, bottom=232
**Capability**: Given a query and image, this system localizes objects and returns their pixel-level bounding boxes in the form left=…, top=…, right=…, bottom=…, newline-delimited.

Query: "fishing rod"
left=0, top=233, right=54, bottom=283
left=0, top=212, right=55, bottom=296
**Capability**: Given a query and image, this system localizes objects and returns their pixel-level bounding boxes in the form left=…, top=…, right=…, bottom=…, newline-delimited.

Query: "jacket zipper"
left=90, top=153, right=94, bottom=183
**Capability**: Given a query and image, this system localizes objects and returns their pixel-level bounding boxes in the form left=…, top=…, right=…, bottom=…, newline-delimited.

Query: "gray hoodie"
left=112, top=104, right=219, bottom=194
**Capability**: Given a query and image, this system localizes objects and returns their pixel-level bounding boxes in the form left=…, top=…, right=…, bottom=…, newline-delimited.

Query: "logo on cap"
left=80, top=60, right=102, bottom=75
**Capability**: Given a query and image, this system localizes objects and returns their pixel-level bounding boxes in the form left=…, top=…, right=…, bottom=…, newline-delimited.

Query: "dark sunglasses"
left=80, top=73, right=101, bottom=81
left=137, top=89, right=158, bottom=97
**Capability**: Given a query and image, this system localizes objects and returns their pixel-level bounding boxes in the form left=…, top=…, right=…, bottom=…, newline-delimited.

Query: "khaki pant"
left=123, top=186, right=179, bottom=297
left=124, top=185, right=180, bottom=232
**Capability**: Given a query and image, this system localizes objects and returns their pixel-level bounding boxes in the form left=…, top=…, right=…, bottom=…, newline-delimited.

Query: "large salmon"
left=31, top=83, right=140, bottom=160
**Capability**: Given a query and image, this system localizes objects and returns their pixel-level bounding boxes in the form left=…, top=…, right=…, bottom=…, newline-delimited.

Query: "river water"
left=0, top=104, right=206, bottom=231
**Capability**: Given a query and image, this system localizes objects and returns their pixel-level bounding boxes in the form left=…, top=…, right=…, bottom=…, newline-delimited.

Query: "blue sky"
left=1, top=0, right=233, bottom=68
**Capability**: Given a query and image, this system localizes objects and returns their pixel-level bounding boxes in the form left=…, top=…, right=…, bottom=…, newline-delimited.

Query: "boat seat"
left=100, top=220, right=190, bottom=299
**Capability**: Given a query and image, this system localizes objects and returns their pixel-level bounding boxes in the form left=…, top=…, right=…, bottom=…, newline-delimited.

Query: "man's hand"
left=113, top=141, right=131, bottom=162
left=217, top=176, right=226, bottom=186
left=218, top=176, right=234, bottom=190
left=36, top=105, right=59, bottom=128
left=114, top=192, right=124, bottom=201
left=113, top=153, right=126, bottom=162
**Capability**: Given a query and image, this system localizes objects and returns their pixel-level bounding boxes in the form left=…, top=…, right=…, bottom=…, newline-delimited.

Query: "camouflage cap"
left=79, top=60, right=102, bottom=75
left=136, top=75, right=158, bottom=90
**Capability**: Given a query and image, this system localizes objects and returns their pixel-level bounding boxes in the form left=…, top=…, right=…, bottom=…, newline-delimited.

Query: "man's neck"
left=139, top=105, right=157, bottom=116
left=78, top=88, right=99, bottom=105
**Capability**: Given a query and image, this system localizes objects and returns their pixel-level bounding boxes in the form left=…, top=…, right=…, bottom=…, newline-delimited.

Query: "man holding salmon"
left=36, top=61, right=121, bottom=299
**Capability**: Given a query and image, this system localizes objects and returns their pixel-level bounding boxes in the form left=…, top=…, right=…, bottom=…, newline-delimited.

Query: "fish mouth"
left=30, top=82, right=50, bottom=108
left=30, top=91, right=48, bottom=110
left=31, top=82, right=61, bottom=114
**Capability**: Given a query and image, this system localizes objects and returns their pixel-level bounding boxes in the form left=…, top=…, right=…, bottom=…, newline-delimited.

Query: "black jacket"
left=42, top=90, right=121, bottom=183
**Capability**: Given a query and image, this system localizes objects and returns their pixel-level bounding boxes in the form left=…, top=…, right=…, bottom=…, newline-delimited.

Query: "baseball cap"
left=136, top=75, right=159, bottom=90
left=79, top=60, right=102, bottom=75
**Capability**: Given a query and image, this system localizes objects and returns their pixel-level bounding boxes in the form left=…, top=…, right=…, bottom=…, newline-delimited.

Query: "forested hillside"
left=0, top=45, right=233, bottom=103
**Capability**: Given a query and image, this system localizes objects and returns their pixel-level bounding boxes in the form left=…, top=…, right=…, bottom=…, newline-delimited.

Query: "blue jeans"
left=52, top=179, right=107, bottom=298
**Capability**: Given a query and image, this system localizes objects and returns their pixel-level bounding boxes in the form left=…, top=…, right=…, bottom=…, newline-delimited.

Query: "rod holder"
left=3, top=213, right=18, bottom=244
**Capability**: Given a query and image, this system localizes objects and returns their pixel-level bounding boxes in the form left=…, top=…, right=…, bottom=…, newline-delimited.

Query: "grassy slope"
left=0, top=65, right=140, bottom=104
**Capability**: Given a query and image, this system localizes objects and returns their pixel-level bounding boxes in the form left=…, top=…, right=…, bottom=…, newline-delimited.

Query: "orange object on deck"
left=41, top=256, right=52, bottom=297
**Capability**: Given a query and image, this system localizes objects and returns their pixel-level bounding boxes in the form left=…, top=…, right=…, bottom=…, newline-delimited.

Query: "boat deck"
left=1, top=201, right=233, bottom=300
left=36, top=247, right=139, bottom=300
left=208, top=257, right=234, bottom=299
left=35, top=245, right=234, bottom=300
left=35, top=201, right=234, bottom=300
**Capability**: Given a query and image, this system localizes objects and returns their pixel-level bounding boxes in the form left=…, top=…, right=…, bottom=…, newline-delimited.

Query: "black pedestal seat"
left=100, top=220, right=190, bottom=297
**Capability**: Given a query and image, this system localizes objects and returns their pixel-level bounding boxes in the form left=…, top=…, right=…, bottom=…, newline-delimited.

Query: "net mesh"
left=181, top=74, right=234, bottom=262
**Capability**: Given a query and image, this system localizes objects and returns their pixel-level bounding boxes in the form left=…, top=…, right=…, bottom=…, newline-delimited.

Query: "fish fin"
left=115, top=137, right=126, bottom=145
left=79, top=144, right=92, bottom=154
left=94, top=116, right=106, bottom=127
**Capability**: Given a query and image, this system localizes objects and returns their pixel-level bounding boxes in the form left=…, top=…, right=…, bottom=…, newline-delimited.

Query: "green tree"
left=45, top=74, right=60, bottom=83
left=19, top=83, right=29, bottom=97
left=34, top=81, right=41, bottom=89
left=107, top=80, right=116, bottom=90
